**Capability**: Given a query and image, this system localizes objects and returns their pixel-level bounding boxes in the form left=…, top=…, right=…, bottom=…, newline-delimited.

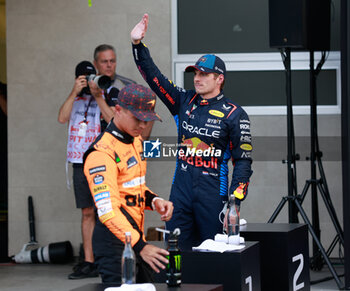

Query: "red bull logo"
left=178, top=154, right=218, bottom=169
left=179, top=136, right=220, bottom=169
left=181, top=136, right=214, bottom=153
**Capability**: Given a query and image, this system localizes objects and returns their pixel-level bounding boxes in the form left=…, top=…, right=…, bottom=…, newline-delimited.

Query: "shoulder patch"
left=89, top=165, right=106, bottom=175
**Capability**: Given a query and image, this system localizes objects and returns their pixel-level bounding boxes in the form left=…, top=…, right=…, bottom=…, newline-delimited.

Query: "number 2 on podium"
left=292, top=254, right=305, bottom=291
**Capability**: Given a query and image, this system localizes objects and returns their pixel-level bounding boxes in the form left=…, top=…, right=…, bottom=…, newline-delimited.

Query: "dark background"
left=177, top=0, right=340, bottom=54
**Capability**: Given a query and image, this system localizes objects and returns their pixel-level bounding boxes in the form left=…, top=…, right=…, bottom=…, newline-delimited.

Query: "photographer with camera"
left=58, top=60, right=106, bottom=280
left=58, top=44, right=143, bottom=280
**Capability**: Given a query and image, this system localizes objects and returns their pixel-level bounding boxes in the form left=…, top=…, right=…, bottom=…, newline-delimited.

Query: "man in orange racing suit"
left=83, top=84, right=174, bottom=284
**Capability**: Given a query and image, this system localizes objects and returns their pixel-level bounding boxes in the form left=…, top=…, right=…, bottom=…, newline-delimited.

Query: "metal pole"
left=310, top=51, right=323, bottom=270
left=284, top=48, right=298, bottom=223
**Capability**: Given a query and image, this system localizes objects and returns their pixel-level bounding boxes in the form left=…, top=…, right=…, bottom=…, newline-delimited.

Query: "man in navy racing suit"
left=131, top=14, right=253, bottom=250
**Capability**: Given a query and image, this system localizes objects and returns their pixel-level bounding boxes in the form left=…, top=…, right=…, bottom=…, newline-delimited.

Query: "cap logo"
left=215, top=66, right=224, bottom=74
left=147, top=99, right=156, bottom=108
left=199, top=57, right=207, bottom=62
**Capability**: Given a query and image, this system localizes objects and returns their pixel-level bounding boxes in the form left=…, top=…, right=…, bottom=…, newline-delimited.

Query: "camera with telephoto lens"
left=86, top=74, right=112, bottom=90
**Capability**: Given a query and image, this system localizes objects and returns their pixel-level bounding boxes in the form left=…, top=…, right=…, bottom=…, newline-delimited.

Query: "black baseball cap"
left=185, top=54, right=226, bottom=76
left=75, top=61, right=96, bottom=78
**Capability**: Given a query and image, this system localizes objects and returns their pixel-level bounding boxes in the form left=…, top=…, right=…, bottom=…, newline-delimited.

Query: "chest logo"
left=127, top=156, right=138, bottom=169
left=209, top=110, right=224, bottom=118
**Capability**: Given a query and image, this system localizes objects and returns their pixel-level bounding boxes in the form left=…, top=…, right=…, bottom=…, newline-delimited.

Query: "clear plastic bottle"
left=121, top=232, right=135, bottom=284
left=227, top=194, right=240, bottom=240
left=166, top=229, right=181, bottom=287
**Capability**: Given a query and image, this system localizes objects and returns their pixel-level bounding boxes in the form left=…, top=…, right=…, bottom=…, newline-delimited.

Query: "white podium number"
left=292, top=254, right=305, bottom=291
left=245, top=275, right=252, bottom=291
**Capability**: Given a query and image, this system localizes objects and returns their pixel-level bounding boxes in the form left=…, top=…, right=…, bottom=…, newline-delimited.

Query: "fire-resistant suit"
left=83, top=121, right=157, bottom=283
left=132, top=42, right=253, bottom=250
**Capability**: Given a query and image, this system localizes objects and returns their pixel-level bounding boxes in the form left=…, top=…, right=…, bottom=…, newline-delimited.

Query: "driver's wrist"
left=151, top=197, right=164, bottom=210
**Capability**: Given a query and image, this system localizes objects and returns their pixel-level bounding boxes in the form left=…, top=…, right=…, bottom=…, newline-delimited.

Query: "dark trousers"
left=93, top=221, right=154, bottom=284
left=166, top=181, right=224, bottom=251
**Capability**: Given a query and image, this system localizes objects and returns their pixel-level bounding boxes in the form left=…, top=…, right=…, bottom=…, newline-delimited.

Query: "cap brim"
left=185, top=65, right=198, bottom=72
left=185, top=65, right=214, bottom=74
left=131, top=110, right=162, bottom=122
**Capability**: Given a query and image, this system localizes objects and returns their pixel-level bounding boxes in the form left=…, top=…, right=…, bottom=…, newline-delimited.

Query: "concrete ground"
left=0, top=260, right=346, bottom=291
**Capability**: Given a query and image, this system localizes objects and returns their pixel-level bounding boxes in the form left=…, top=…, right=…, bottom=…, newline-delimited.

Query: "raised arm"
left=58, top=75, right=87, bottom=124
left=131, top=13, right=149, bottom=45
left=131, top=14, right=190, bottom=116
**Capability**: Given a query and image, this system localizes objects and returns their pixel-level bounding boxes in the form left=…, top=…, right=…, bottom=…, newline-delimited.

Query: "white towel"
left=192, top=239, right=245, bottom=253
left=105, top=283, right=156, bottom=291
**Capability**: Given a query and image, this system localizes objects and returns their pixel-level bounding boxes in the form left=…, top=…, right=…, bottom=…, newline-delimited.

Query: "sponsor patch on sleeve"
left=96, top=199, right=114, bottom=220
left=99, top=211, right=115, bottom=223
left=93, top=175, right=104, bottom=185
left=93, top=184, right=109, bottom=194
left=240, top=123, right=250, bottom=130
left=240, top=143, right=253, bottom=151
left=94, top=191, right=110, bottom=202
left=89, top=165, right=106, bottom=175
left=233, top=183, right=247, bottom=199
left=241, top=152, right=252, bottom=158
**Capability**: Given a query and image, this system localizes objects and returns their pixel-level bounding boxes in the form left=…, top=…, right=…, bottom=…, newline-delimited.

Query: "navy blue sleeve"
left=228, top=108, right=253, bottom=203
left=132, top=42, right=187, bottom=116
